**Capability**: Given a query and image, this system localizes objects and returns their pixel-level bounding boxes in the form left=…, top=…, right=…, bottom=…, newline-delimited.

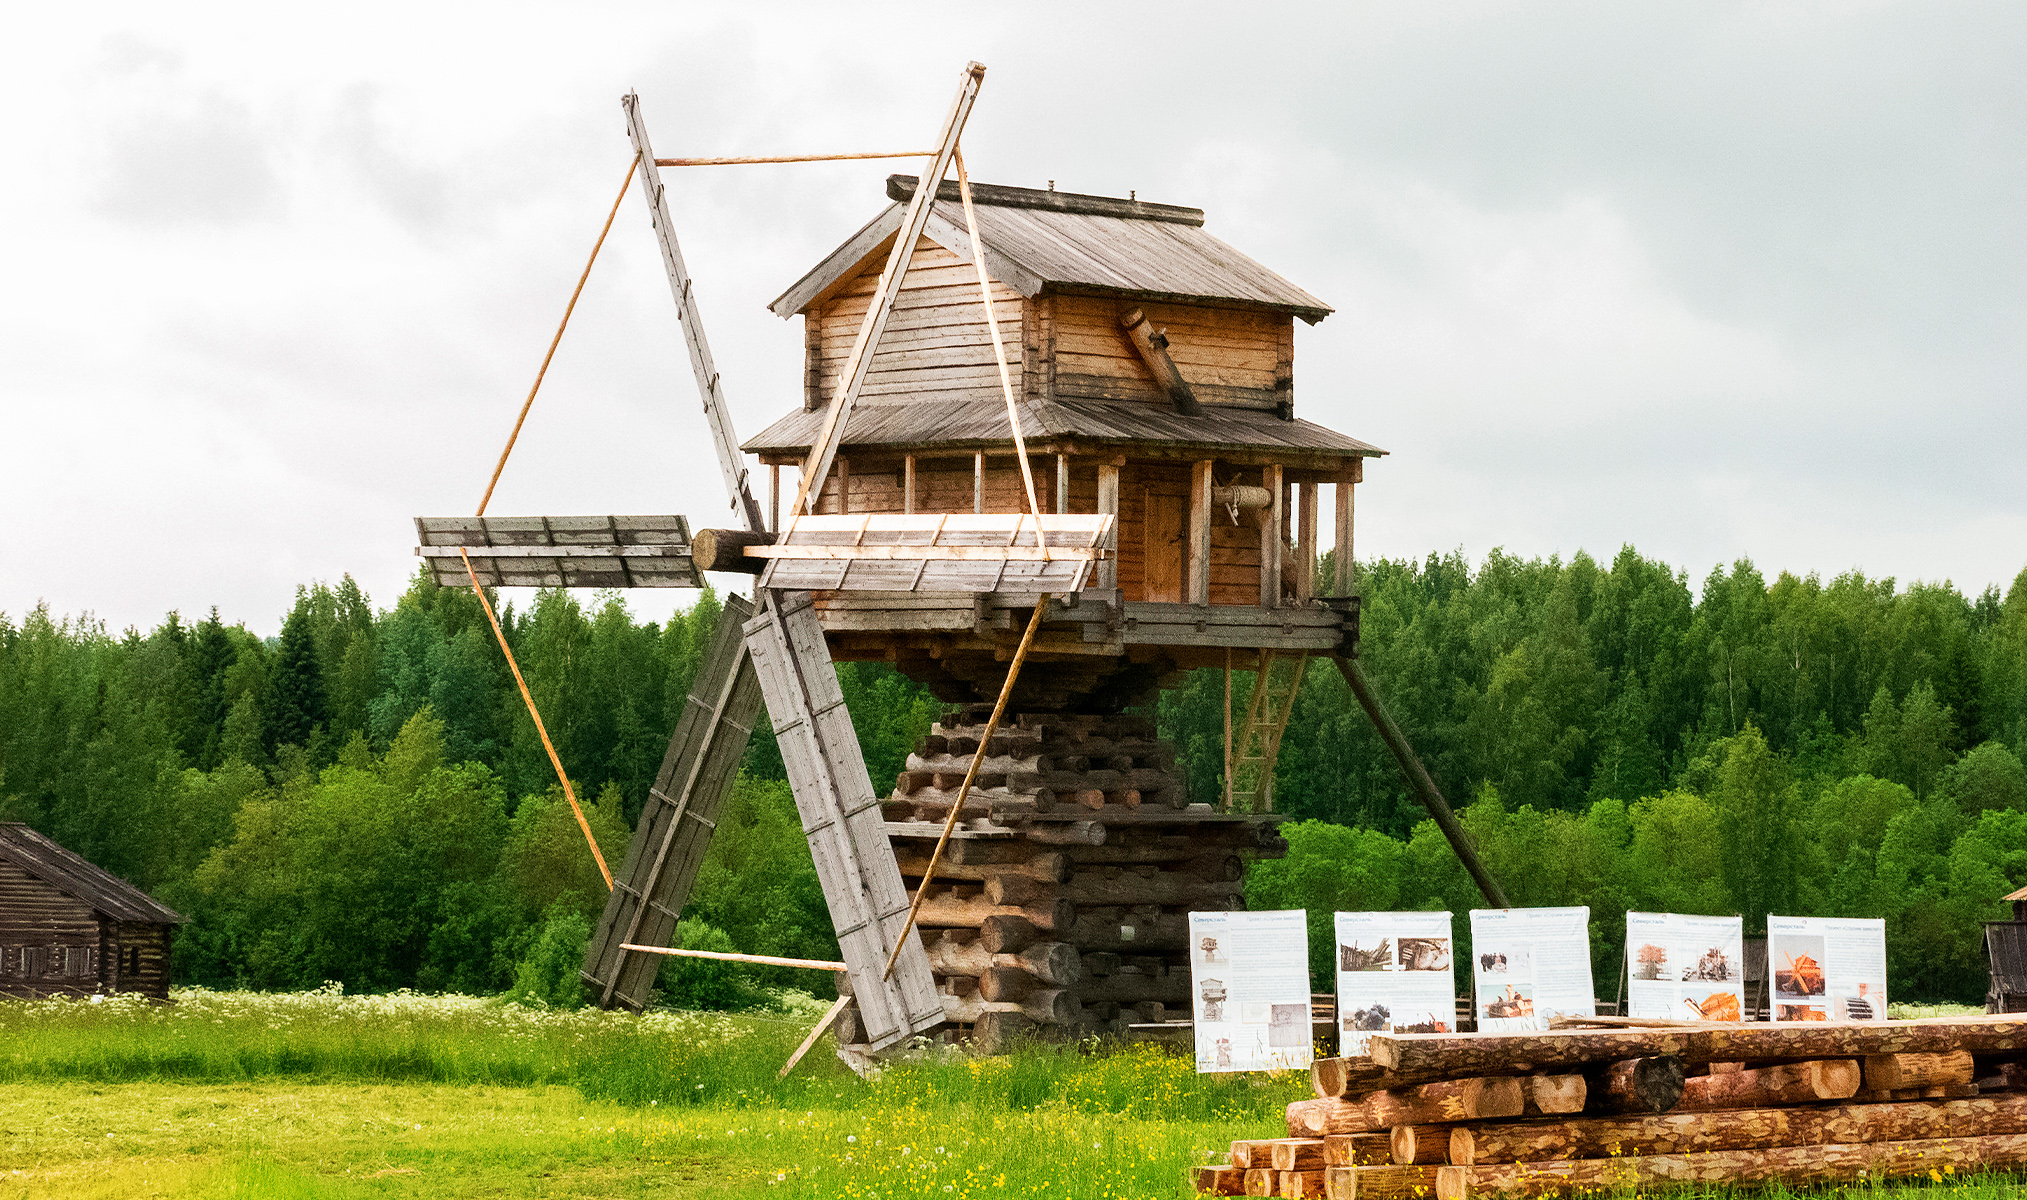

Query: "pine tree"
left=262, top=600, right=328, bottom=755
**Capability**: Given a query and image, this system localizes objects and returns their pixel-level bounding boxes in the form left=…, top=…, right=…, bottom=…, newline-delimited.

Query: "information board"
left=1625, top=911, right=1745, bottom=1021
left=1189, top=910, right=1313, bottom=1073
left=1766, top=915, right=1887, bottom=1021
left=1468, top=907, right=1595, bottom=1032
left=1333, top=911, right=1457, bottom=1054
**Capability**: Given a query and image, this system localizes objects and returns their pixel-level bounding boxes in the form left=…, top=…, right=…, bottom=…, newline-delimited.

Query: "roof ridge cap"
left=887, top=175, right=1204, bottom=227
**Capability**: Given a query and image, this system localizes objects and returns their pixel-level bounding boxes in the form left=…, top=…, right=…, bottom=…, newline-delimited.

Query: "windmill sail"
left=742, top=590, right=944, bottom=1050
left=582, top=594, right=764, bottom=1009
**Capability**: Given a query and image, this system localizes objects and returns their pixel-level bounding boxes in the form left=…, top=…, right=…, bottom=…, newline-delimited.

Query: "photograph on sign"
left=1189, top=910, right=1312, bottom=1073
left=1767, top=915, right=1886, bottom=1021
left=1625, top=911, right=1744, bottom=1022
left=1469, top=907, right=1594, bottom=1032
left=1333, top=911, right=1456, bottom=1055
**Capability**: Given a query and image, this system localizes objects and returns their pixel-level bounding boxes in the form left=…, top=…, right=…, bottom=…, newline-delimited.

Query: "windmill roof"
left=0, top=823, right=186, bottom=924
left=770, top=176, right=1333, bottom=323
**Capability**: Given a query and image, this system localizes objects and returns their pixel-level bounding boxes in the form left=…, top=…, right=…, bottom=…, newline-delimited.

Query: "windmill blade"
left=623, top=95, right=767, bottom=535
left=742, top=589, right=943, bottom=1051
left=413, top=515, right=701, bottom=589
left=583, top=594, right=764, bottom=1010
left=748, top=512, right=1112, bottom=594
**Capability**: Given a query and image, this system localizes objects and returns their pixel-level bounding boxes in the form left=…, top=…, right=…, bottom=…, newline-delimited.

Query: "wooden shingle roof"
left=770, top=176, right=1333, bottom=323
left=0, top=823, right=186, bottom=924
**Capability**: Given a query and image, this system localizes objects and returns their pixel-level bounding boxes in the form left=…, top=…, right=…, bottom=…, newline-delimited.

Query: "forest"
left=1, top=545, right=2023, bottom=1005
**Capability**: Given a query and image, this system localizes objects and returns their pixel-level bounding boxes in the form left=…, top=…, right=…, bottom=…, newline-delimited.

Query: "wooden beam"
left=1368, top=1014, right=2027, bottom=1079
left=1333, top=472, right=1355, bottom=595
left=618, top=943, right=844, bottom=971
left=1336, top=656, right=1509, bottom=909
left=1261, top=464, right=1283, bottom=609
left=769, top=465, right=781, bottom=532
left=1676, top=1058, right=1859, bottom=1111
left=1118, top=308, right=1202, bottom=416
left=790, top=63, right=987, bottom=520
left=975, top=451, right=985, bottom=514
left=778, top=993, right=852, bottom=1080
left=657, top=150, right=935, bottom=167
left=1190, top=459, right=1214, bottom=606
left=621, top=94, right=766, bottom=535
left=1055, top=454, right=1069, bottom=515
left=1095, top=463, right=1120, bottom=589
left=903, top=454, right=916, bottom=516
left=1296, top=481, right=1317, bottom=604
left=1435, top=1132, right=2027, bottom=1200
left=1448, top=1093, right=2027, bottom=1166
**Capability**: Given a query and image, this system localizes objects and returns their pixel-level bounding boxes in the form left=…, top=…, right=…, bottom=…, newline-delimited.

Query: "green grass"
left=3, top=989, right=2021, bottom=1198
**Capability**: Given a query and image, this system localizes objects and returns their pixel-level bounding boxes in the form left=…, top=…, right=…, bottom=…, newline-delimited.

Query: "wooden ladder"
left=1224, top=650, right=1308, bottom=812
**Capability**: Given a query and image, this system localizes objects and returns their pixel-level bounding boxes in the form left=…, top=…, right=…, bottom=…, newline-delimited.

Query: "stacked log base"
left=835, top=712, right=1287, bottom=1052
left=1192, top=1016, right=2027, bottom=1196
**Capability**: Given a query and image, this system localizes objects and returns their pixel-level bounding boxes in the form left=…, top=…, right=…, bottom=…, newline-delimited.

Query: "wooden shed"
left=1988, top=884, right=2027, bottom=1014
left=0, top=823, right=185, bottom=1001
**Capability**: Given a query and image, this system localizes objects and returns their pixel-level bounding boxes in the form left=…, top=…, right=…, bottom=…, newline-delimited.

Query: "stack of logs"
left=1191, top=1015, right=2027, bottom=1198
left=838, top=711, right=1285, bottom=1049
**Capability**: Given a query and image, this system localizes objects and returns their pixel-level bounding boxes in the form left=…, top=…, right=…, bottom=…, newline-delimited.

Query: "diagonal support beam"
left=789, top=61, right=987, bottom=521
left=623, top=93, right=767, bottom=535
left=1334, top=655, right=1509, bottom=908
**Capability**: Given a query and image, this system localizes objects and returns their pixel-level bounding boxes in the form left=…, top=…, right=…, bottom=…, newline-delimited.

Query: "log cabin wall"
left=1047, top=294, right=1291, bottom=412
left=805, top=236, right=1024, bottom=413
left=112, top=921, right=173, bottom=1001
left=0, top=859, right=101, bottom=999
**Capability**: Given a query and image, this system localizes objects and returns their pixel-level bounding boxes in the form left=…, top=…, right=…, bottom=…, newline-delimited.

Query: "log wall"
left=1048, top=293, right=1289, bottom=411
left=838, top=710, right=1288, bottom=1052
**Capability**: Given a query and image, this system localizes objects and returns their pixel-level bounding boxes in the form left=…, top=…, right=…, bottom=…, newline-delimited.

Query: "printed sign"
left=1625, top=911, right=1745, bottom=1021
left=1469, top=907, right=1595, bottom=1032
left=1190, top=910, right=1313, bottom=1073
left=1766, top=915, right=1887, bottom=1022
left=1333, top=911, right=1457, bottom=1054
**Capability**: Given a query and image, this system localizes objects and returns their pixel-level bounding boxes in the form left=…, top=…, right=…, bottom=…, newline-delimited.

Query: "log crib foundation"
left=833, top=708, right=1286, bottom=1054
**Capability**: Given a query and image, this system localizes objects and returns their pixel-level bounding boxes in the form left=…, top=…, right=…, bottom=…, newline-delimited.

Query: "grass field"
left=3, top=988, right=2020, bottom=1198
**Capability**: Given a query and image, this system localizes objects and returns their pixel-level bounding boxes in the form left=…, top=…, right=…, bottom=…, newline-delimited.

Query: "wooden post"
left=769, top=465, right=781, bottom=533
left=1190, top=459, right=1214, bottom=606
left=1296, top=481, right=1317, bottom=604
left=1096, top=462, right=1120, bottom=589
left=1056, top=454, right=1069, bottom=515
left=1223, top=647, right=1234, bottom=811
left=1261, top=464, right=1283, bottom=608
left=1333, top=462, right=1359, bottom=595
left=903, top=454, right=916, bottom=516
left=975, top=451, right=986, bottom=514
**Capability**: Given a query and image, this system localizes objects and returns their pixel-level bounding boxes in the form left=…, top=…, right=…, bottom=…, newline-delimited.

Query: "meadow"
left=6, top=989, right=2026, bottom=1199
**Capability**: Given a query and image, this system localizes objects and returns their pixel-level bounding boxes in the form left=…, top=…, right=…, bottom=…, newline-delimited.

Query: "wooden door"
left=1143, top=489, right=1186, bottom=603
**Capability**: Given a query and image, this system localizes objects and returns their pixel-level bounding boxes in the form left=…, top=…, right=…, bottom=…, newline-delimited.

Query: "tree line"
left=1, top=546, right=2022, bottom=1004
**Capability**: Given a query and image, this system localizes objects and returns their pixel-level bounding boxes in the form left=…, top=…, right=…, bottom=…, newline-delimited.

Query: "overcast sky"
left=4, top=1, right=2021, bottom=636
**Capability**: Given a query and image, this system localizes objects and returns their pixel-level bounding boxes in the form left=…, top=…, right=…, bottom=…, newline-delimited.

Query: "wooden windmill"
left=415, top=62, right=1506, bottom=1059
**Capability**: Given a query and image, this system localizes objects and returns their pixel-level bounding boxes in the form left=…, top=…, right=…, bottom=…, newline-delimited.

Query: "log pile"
left=837, top=710, right=1286, bottom=1050
left=1191, top=1015, right=2027, bottom=1198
